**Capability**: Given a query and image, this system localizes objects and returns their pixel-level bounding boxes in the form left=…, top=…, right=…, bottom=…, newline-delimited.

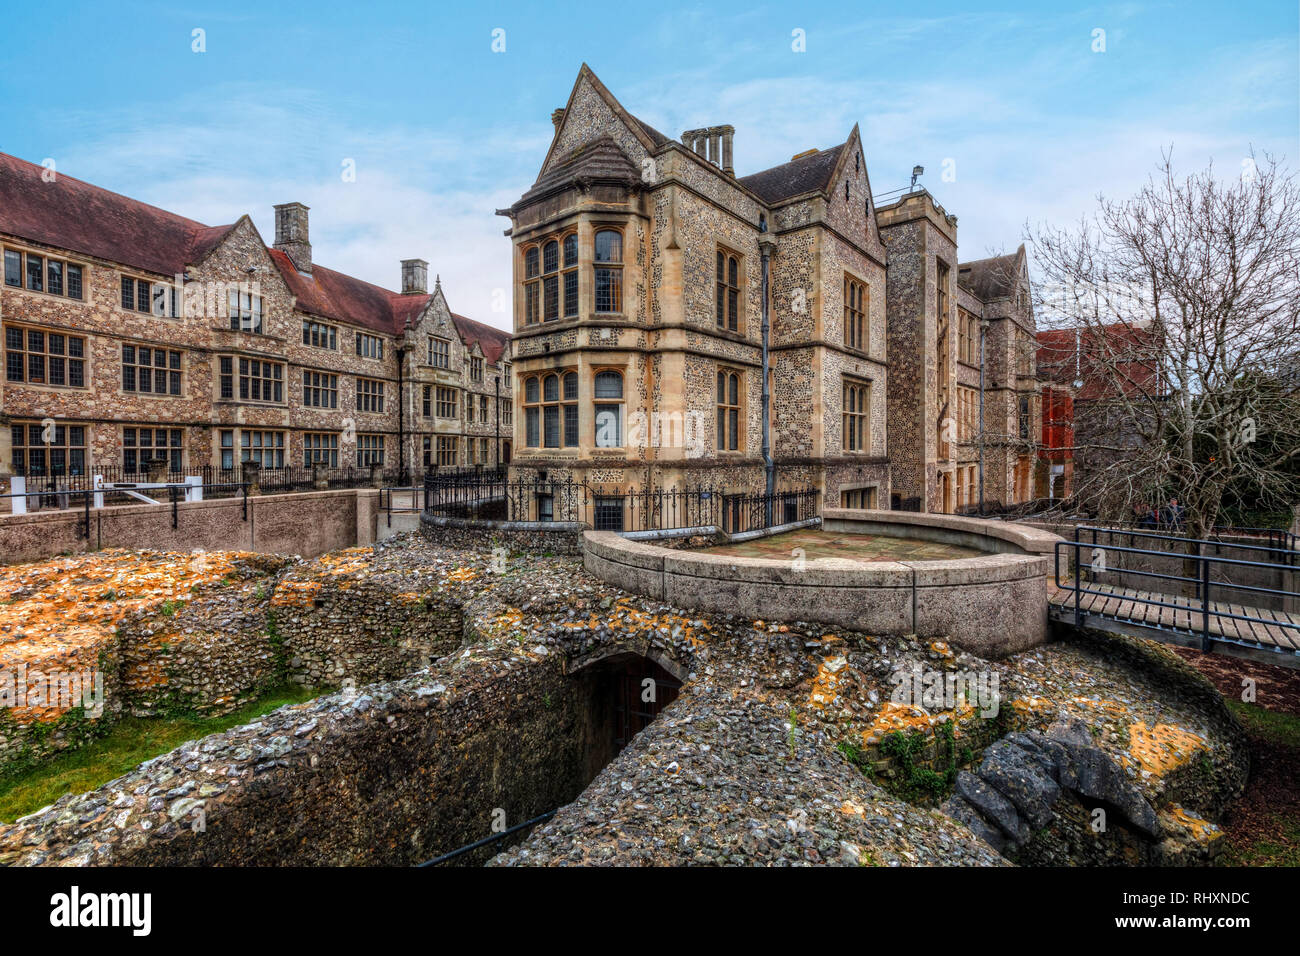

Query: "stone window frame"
left=470, top=355, right=484, bottom=382
left=502, top=395, right=513, bottom=426
left=356, top=376, right=385, bottom=414
left=122, top=426, right=183, bottom=473
left=958, top=307, right=979, bottom=366
left=715, top=245, right=743, bottom=333
left=521, top=228, right=579, bottom=326
left=10, top=420, right=87, bottom=477
left=936, top=258, right=951, bottom=336
left=435, top=385, right=458, bottom=419
left=122, top=274, right=178, bottom=317
left=220, top=428, right=285, bottom=469
left=302, top=320, right=338, bottom=350
left=840, top=485, right=877, bottom=509
left=356, top=433, right=385, bottom=467
left=422, top=384, right=433, bottom=418
left=226, top=288, right=263, bottom=332
left=5, top=323, right=88, bottom=389
left=593, top=227, right=624, bottom=315
left=303, top=370, right=339, bottom=409
left=355, top=331, right=385, bottom=360
left=592, top=366, right=626, bottom=449
left=436, top=434, right=458, bottom=467
left=716, top=367, right=744, bottom=453
left=303, top=431, right=339, bottom=468
left=843, top=273, right=868, bottom=352
left=479, top=393, right=489, bottom=423
left=4, top=246, right=85, bottom=301
left=121, top=343, right=183, bottom=396
left=522, top=369, right=579, bottom=448
left=842, top=376, right=871, bottom=454
left=218, top=355, right=284, bottom=404
left=428, top=336, right=451, bottom=368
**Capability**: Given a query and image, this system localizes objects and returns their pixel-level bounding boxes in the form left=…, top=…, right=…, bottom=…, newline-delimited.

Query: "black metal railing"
left=422, top=474, right=820, bottom=535
left=0, top=482, right=250, bottom=540
left=1054, top=526, right=1300, bottom=654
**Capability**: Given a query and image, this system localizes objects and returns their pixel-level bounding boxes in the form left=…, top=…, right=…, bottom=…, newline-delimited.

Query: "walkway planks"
left=1048, top=580, right=1300, bottom=666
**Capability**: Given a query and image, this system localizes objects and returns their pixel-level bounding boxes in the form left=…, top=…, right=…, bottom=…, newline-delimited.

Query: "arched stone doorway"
left=570, top=650, right=684, bottom=780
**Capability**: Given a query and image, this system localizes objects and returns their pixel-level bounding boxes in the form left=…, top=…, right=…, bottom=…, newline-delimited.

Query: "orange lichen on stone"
left=316, top=548, right=374, bottom=577
left=807, top=656, right=848, bottom=711
left=1163, top=804, right=1222, bottom=844
left=271, top=580, right=322, bottom=608
left=840, top=799, right=866, bottom=817
left=929, top=640, right=953, bottom=658
left=1125, top=721, right=1207, bottom=776
left=444, top=567, right=479, bottom=584
left=862, top=701, right=970, bottom=745
left=0, top=549, right=253, bottom=722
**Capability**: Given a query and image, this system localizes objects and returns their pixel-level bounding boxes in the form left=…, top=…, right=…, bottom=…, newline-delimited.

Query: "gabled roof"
left=737, top=143, right=846, bottom=204
left=959, top=246, right=1026, bottom=300
left=0, top=150, right=509, bottom=346
left=0, top=152, right=236, bottom=276
left=267, top=248, right=431, bottom=335
left=452, top=313, right=511, bottom=365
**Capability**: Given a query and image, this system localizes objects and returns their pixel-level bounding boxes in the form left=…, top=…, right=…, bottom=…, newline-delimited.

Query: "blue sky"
left=1, top=1, right=1295, bottom=329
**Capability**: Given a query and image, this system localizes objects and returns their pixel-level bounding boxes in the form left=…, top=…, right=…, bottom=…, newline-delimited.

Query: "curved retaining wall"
left=584, top=510, right=1062, bottom=659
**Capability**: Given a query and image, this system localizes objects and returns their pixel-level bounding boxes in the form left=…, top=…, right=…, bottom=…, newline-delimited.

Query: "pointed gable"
left=540, top=65, right=663, bottom=180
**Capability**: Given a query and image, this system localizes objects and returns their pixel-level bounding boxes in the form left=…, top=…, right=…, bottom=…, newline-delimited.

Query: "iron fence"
left=423, top=474, right=819, bottom=535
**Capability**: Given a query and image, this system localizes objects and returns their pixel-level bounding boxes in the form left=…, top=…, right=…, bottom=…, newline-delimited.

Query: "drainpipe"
left=978, top=320, right=988, bottom=516
left=398, top=346, right=407, bottom=480
left=758, top=236, right=777, bottom=525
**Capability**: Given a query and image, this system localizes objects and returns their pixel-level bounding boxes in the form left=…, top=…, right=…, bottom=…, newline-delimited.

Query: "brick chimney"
left=273, top=202, right=312, bottom=274
left=401, top=258, right=428, bottom=295
left=551, top=108, right=566, bottom=131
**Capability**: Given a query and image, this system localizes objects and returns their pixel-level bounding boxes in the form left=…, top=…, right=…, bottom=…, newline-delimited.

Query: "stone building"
left=500, top=65, right=1038, bottom=522
left=0, top=153, right=511, bottom=485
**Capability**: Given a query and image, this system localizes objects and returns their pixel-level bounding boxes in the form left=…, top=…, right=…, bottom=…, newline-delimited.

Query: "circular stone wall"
left=583, top=509, right=1063, bottom=659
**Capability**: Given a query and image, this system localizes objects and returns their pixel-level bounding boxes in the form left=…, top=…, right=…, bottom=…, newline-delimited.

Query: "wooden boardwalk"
left=1048, top=581, right=1300, bottom=667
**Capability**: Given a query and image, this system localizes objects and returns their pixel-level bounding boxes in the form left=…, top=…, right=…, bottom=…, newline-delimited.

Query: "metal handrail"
left=1054, top=537, right=1300, bottom=654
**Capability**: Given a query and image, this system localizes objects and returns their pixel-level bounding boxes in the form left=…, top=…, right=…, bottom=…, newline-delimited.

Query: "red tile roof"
left=452, top=313, right=511, bottom=365
left=266, top=248, right=432, bottom=336
left=0, top=152, right=235, bottom=277
left=0, top=151, right=509, bottom=356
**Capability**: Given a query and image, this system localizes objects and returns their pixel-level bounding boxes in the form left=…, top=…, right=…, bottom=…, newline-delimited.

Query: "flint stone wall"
left=420, top=513, right=586, bottom=555
left=0, top=648, right=601, bottom=866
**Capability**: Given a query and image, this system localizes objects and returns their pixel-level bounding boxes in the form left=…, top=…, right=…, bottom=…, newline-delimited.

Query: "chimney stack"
left=273, top=202, right=312, bottom=274
left=551, top=108, right=566, bottom=131
left=681, top=125, right=735, bottom=176
left=401, top=258, right=428, bottom=295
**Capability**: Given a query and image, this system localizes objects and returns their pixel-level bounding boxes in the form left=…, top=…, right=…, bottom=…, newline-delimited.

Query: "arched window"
left=844, top=275, right=867, bottom=350
left=843, top=379, right=870, bottom=452
left=522, top=232, right=577, bottom=325
left=594, top=370, right=624, bottom=448
left=716, top=369, right=741, bottom=451
left=542, top=240, right=559, bottom=321
left=594, top=229, right=622, bottom=313
left=562, top=234, right=578, bottom=318
left=716, top=250, right=740, bottom=331
left=523, top=372, right=579, bottom=448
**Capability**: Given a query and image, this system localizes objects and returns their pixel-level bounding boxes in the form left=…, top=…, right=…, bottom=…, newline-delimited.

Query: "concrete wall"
left=0, top=488, right=382, bottom=564
left=584, top=511, right=1060, bottom=658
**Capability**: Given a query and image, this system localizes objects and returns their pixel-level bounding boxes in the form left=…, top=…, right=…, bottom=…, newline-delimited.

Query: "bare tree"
left=1028, top=152, right=1300, bottom=538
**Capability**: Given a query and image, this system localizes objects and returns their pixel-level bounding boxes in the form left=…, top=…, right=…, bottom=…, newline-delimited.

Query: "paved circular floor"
left=697, top=528, right=985, bottom=563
